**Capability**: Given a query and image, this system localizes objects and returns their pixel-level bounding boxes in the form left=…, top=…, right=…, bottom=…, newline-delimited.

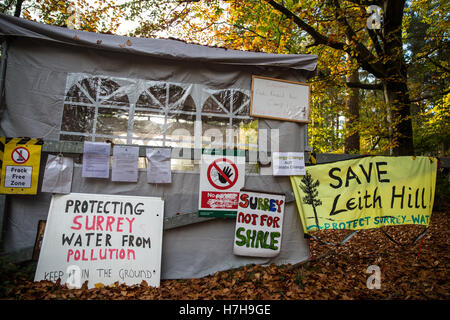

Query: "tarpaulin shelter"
left=0, top=14, right=317, bottom=279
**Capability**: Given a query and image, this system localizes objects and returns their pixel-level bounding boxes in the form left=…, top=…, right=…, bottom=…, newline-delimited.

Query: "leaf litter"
left=1, top=206, right=448, bottom=300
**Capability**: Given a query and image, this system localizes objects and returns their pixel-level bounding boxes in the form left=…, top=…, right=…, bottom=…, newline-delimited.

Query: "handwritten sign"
left=290, top=156, right=437, bottom=233
left=34, top=193, right=164, bottom=288
left=251, top=75, right=310, bottom=123
left=233, top=190, right=285, bottom=258
left=273, top=152, right=306, bottom=176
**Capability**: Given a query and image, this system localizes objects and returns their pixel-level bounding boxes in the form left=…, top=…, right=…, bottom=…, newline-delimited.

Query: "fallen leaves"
left=1, top=207, right=448, bottom=300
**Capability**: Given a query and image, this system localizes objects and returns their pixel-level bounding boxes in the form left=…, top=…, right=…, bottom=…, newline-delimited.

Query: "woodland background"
left=0, top=0, right=448, bottom=301
left=1, top=0, right=448, bottom=157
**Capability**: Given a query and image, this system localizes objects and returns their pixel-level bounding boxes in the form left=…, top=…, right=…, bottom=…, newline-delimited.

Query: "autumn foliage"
left=1, top=206, right=448, bottom=300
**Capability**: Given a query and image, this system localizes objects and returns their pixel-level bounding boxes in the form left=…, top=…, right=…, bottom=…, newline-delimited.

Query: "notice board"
left=251, top=75, right=310, bottom=123
left=34, top=193, right=164, bottom=288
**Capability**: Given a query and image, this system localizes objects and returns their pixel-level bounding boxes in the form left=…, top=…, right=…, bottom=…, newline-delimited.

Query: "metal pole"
left=0, top=40, right=8, bottom=252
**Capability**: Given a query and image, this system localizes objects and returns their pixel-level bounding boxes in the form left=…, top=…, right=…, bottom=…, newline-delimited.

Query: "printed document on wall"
left=147, top=148, right=171, bottom=183
left=82, top=142, right=111, bottom=178
left=112, top=145, right=139, bottom=182
left=41, top=155, right=73, bottom=194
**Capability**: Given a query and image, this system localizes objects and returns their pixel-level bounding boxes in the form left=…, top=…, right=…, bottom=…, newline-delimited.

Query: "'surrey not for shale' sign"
left=233, top=190, right=285, bottom=258
left=34, top=193, right=164, bottom=288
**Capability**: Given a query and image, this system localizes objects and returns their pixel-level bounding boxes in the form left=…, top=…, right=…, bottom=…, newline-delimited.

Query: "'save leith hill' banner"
left=290, top=156, right=437, bottom=234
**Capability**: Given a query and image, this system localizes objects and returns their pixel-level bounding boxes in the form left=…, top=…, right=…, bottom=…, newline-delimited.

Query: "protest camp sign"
left=234, top=190, right=285, bottom=257
left=34, top=193, right=164, bottom=288
left=290, top=156, right=437, bottom=234
left=0, top=138, right=42, bottom=195
left=198, top=149, right=245, bottom=218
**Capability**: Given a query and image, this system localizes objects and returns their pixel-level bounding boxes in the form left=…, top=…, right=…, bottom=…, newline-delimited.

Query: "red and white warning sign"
left=198, top=152, right=245, bottom=217
left=12, top=147, right=30, bottom=164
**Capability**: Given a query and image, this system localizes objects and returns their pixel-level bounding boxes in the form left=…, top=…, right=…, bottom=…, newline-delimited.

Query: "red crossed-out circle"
left=206, top=157, right=239, bottom=190
left=11, top=147, right=30, bottom=164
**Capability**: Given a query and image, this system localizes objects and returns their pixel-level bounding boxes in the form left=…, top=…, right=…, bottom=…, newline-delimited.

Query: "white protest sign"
left=251, top=75, right=310, bottom=123
left=198, top=151, right=245, bottom=218
left=273, top=152, right=306, bottom=176
left=34, top=193, right=164, bottom=288
left=233, top=190, right=285, bottom=258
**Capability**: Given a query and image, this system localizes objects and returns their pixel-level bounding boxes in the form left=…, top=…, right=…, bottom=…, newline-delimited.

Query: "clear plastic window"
left=60, top=74, right=257, bottom=171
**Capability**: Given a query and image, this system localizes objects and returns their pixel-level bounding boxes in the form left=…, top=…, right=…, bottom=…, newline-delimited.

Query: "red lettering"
left=85, top=216, right=95, bottom=230
left=117, top=217, right=124, bottom=232
left=239, top=193, right=249, bottom=208
left=260, top=215, right=268, bottom=226
left=70, top=215, right=82, bottom=230
left=90, top=249, right=97, bottom=261
left=82, top=249, right=88, bottom=261
left=96, top=216, right=104, bottom=231
left=106, top=216, right=114, bottom=231
left=275, top=200, right=284, bottom=213
left=125, top=217, right=135, bottom=233
left=273, top=216, right=280, bottom=228
left=67, top=249, right=74, bottom=262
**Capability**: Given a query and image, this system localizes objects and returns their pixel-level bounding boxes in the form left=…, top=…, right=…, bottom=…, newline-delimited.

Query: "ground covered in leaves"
left=1, top=206, right=448, bottom=300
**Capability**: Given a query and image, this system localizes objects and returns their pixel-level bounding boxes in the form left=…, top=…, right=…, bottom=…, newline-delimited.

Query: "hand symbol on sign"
left=218, top=166, right=233, bottom=183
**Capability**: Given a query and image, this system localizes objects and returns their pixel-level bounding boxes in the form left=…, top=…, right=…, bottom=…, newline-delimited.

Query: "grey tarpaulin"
left=0, top=14, right=317, bottom=279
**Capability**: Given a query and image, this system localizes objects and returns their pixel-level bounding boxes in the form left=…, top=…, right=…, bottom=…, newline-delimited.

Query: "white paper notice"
left=147, top=148, right=171, bottom=184
left=82, top=142, right=111, bottom=178
left=273, top=152, right=306, bottom=176
left=112, top=145, right=139, bottom=182
left=41, top=155, right=73, bottom=194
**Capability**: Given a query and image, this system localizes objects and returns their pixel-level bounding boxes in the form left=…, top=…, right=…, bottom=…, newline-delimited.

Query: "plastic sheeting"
left=4, top=165, right=309, bottom=279
left=0, top=14, right=317, bottom=74
left=0, top=15, right=316, bottom=279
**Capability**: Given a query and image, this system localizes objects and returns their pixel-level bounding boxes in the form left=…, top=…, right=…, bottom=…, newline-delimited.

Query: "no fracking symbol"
left=11, top=147, right=30, bottom=164
left=206, top=158, right=239, bottom=190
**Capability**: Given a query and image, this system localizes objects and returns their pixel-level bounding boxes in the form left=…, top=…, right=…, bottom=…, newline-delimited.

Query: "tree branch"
left=410, top=88, right=450, bottom=103
left=368, top=28, right=383, bottom=56
left=264, top=0, right=346, bottom=51
left=331, top=0, right=386, bottom=78
left=344, top=0, right=382, bottom=6
left=346, top=81, right=383, bottom=90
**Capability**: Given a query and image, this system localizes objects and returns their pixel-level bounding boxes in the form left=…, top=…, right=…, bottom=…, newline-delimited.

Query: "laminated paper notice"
left=146, top=148, right=171, bottom=184
left=41, top=155, right=73, bottom=194
left=273, top=152, right=306, bottom=176
left=82, top=142, right=111, bottom=179
left=112, top=145, right=139, bottom=182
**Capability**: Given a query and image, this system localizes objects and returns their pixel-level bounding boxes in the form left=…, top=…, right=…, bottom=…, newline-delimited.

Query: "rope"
left=305, top=230, right=359, bottom=247
left=380, top=227, right=428, bottom=247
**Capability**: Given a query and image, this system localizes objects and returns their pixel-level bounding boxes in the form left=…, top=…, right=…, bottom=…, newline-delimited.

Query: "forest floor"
left=0, top=204, right=448, bottom=300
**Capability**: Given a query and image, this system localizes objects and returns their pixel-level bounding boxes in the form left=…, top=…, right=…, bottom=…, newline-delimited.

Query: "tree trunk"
left=312, top=205, right=319, bottom=228
left=382, top=79, right=414, bottom=155
left=14, top=0, right=24, bottom=17
left=345, top=69, right=360, bottom=153
left=381, top=0, right=414, bottom=156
